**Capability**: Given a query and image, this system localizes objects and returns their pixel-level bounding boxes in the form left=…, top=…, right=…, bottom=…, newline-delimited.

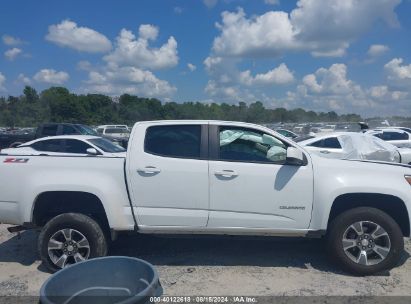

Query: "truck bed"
left=0, top=155, right=134, bottom=230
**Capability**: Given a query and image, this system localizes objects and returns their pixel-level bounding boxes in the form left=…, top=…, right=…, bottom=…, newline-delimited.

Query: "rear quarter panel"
left=0, top=155, right=134, bottom=230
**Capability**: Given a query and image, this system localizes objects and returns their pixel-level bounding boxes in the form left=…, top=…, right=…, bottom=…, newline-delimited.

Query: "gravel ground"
left=1, top=224, right=411, bottom=298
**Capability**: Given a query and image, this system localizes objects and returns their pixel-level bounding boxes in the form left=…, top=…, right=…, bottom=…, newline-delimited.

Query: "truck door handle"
left=137, top=166, right=161, bottom=174
left=214, top=170, right=238, bottom=177
left=320, top=150, right=330, bottom=154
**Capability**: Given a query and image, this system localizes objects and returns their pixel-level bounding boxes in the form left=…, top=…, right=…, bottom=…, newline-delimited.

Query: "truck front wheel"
left=327, top=207, right=404, bottom=275
left=38, top=213, right=108, bottom=272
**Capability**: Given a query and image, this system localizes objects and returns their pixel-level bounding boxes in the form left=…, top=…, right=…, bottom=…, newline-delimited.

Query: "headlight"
left=405, top=175, right=411, bottom=186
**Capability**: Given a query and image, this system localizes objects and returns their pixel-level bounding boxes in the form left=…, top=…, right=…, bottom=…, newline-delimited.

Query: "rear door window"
left=145, top=125, right=201, bottom=158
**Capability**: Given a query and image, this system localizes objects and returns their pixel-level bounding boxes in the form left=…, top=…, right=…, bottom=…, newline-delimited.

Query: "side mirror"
left=286, top=147, right=305, bottom=166
left=86, top=148, right=99, bottom=156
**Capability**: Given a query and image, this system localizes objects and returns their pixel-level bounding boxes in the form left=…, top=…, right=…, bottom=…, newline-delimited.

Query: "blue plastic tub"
left=40, top=256, right=162, bottom=304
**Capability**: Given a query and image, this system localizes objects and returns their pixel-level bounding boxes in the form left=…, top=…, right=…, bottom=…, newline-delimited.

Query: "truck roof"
left=133, top=120, right=271, bottom=128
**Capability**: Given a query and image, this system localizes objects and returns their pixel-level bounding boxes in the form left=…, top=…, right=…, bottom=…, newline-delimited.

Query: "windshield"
left=77, top=125, right=98, bottom=136
left=105, top=128, right=130, bottom=134
left=88, top=138, right=126, bottom=153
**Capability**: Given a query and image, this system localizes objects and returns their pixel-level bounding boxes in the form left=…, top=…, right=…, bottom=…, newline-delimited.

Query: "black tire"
left=38, top=213, right=108, bottom=273
left=327, top=207, right=404, bottom=275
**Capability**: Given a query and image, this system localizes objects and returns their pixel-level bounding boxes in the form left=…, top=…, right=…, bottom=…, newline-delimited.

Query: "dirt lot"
left=1, top=224, right=411, bottom=298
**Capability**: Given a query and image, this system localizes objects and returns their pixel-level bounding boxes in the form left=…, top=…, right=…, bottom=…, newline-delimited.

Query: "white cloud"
left=291, top=0, right=399, bottom=44
left=205, top=80, right=237, bottom=98
left=204, top=56, right=293, bottom=101
left=290, top=63, right=372, bottom=112
left=205, top=80, right=256, bottom=101
left=240, top=63, right=294, bottom=85
left=204, top=56, right=223, bottom=72
left=205, top=56, right=294, bottom=86
left=202, top=58, right=410, bottom=116
left=283, top=62, right=410, bottom=116
left=2, top=35, right=23, bottom=46
left=46, top=20, right=112, bottom=53
left=264, top=0, right=280, bottom=5
left=367, top=44, right=389, bottom=58
left=76, top=22, right=178, bottom=99
left=0, top=72, right=6, bottom=92
left=4, top=47, right=22, bottom=61
left=203, top=0, right=218, bottom=8
left=302, top=64, right=353, bottom=95
left=187, top=63, right=197, bottom=72
left=212, top=1, right=401, bottom=58
left=33, top=69, right=69, bottom=85
left=83, top=64, right=176, bottom=98
left=104, top=25, right=178, bottom=70
left=213, top=9, right=295, bottom=57
left=204, top=56, right=236, bottom=92
left=369, top=85, right=389, bottom=99
left=138, top=24, right=159, bottom=41
left=203, top=59, right=410, bottom=115
left=17, top=73, right=32, bottom=85
left=367, top=85, right=407, bottom=101
left=384, top=58, right=411, bottom=87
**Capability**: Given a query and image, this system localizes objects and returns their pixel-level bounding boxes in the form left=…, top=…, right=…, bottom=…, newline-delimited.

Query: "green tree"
left=0, top=86, right=369, bottom=127
left=23, top=86, right=39, bottom=103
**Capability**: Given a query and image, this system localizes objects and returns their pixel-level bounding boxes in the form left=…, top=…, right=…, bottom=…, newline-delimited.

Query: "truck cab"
left=127, top=121, right=313, bottom=231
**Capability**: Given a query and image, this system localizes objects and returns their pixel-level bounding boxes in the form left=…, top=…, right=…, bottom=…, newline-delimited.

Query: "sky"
left=0, top=0, right=411, bottom=117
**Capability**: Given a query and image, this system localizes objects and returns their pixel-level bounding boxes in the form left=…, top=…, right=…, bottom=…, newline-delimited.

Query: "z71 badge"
left=3, top=158, right=29, bottom=163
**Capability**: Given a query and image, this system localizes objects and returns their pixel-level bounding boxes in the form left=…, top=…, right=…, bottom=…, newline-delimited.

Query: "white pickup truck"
left=1, top=120, right=411, bottom=275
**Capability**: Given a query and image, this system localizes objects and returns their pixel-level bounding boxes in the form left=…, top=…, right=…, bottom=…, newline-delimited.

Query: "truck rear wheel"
left=38, top=213, right=108, bottom=273
left=327, top=207, right=404, bottom=275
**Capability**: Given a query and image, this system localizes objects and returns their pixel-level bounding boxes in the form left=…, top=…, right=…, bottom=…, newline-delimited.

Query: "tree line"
left=0, top=86, right=363, bottom=127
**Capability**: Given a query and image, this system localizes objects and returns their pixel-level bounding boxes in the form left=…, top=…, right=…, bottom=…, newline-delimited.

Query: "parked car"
left=366, top=128, right=411, bottom=148
left=97, top=126, right=130, bottom=138
left=0, top=135, right=126, bottom=157
left=1, top=120, right=411, bottom=275
left=371, top=126, right=411, bottom=133
left=299, top=132, right=411, bottom=164
left=0, top=128, right=35, bottom=148
left=97, top=124, right=130, bottom=131
left=0, top=123, right=125, bottom=149
left=96, top=125, right=130, bottom=147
